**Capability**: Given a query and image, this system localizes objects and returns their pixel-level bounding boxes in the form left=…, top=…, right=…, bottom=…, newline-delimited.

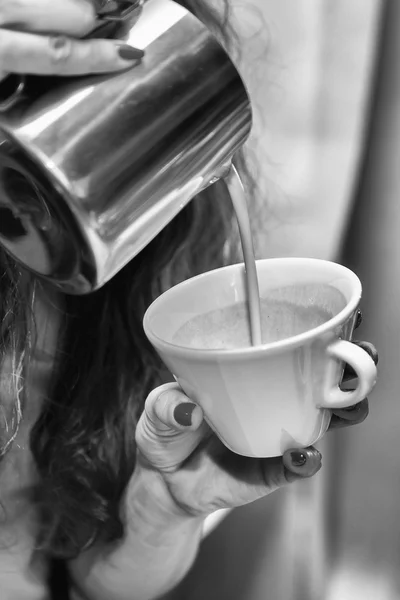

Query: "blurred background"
left=173, top=0, right=400, bottom=598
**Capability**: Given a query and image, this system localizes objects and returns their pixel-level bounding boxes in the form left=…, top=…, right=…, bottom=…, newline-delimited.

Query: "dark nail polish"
left=174, top=403, right=196, bottom=427
left=355, top=310, right=363, bottom=329
left=329, top=399, right=369, bottom=429
left=118, top=45, right=144, bottom=61
left=290, top=451, right=307, bottom=467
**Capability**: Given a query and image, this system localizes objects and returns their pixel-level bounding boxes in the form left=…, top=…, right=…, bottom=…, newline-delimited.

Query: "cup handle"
left=319, top=339, right=377, bottom=410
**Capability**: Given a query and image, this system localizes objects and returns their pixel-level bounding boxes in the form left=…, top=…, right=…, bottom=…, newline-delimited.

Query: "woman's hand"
left=134, top=311, right=377, bottom=520
left=134, top=383, right=323, bottom=520
left=72, top=324, right=377, bottom=600
left=0, top=0, right=143, bottom=81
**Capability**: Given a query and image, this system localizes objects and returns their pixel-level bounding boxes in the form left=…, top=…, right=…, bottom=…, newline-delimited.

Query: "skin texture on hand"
left=134, top=382, right=323, bottom=520
left=0, top=0, right=144, bottom=81
left=133, top=309, right=377, bottom=521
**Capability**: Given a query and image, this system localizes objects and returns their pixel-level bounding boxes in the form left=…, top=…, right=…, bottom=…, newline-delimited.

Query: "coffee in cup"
left=144, top=258, right=377, bottom=457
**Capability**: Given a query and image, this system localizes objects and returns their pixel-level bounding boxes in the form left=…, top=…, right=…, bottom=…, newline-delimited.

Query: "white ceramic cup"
left=143, top=258, right=378, bottom=457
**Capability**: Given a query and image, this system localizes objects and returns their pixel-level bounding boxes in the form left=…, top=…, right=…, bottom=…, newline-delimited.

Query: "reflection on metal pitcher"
left=0, top=0, right=252, bottom=294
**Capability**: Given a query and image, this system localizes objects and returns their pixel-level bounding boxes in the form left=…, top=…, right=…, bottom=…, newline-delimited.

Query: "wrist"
left=69, top=464, right=203, bottom=600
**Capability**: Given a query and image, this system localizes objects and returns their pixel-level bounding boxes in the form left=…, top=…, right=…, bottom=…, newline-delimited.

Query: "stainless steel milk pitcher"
left=0, top=0, right=252, bottom=294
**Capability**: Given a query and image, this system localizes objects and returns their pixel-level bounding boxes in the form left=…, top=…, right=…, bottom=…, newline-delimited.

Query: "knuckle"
left=48, top=35, right=73, bottom=66
left=145, top=386, right=188, bottom=431
left=145, top=386, right=166, bottom=412
left=135, top=418, right=156, bottom=455
left=151, top=391, right=175, bottom=425
left=146, top=385, right=181, bottom=408
left=134, top=414, right=147, bottom=444
left=83, top=40, right=115, bottom=72
left=136, top=403, right=158, bottom=440
left=144, top=387, right=172, bottom=421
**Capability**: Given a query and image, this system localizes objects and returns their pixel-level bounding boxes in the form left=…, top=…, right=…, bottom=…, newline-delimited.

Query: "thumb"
left=135, top=383, right=208, bottom=473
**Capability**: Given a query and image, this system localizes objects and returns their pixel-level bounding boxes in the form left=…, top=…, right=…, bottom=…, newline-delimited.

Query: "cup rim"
left=143, top=257, right=362, bottom=360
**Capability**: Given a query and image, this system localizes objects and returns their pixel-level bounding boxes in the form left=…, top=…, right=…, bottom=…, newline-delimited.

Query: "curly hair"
left=0, top=0, right=250, bottom=559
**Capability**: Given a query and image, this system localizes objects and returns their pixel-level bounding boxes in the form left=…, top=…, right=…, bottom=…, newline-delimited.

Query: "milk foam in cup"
left=144, top=258, right=378, bottom=457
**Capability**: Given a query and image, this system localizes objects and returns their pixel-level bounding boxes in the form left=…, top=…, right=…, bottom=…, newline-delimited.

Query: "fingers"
left=160, top=442, right=323, bottom=515
left=254, top=447, right=322, bottom=493
left=329, top=397, right=369, bottom=430
left=135, top=383, right=208, bottom=473
left=0, top=0, right=145, bottom=80
left=135, top=387, right=323, bottom=516
left=213, top=445, right=322, bottom=507
left=0, top=0, right=97, bottom=37
left=0, top=30, right=144, bottom=76
left=282, top=447, right=322, bottom=482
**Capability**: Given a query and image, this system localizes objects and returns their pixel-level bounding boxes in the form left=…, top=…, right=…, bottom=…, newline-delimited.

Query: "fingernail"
left=355, top=309, right=363, bottom=329
left=329, top=401, right=369, bottom=429
left=290, top=450, right=307, bottom=467
left=333, top=399, right=369, bottom=421
left=117, top=45, right=144, bottom=61
left=283, top=447, right=322, bottom=480
left=174, top=403, right=196, bottom=427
